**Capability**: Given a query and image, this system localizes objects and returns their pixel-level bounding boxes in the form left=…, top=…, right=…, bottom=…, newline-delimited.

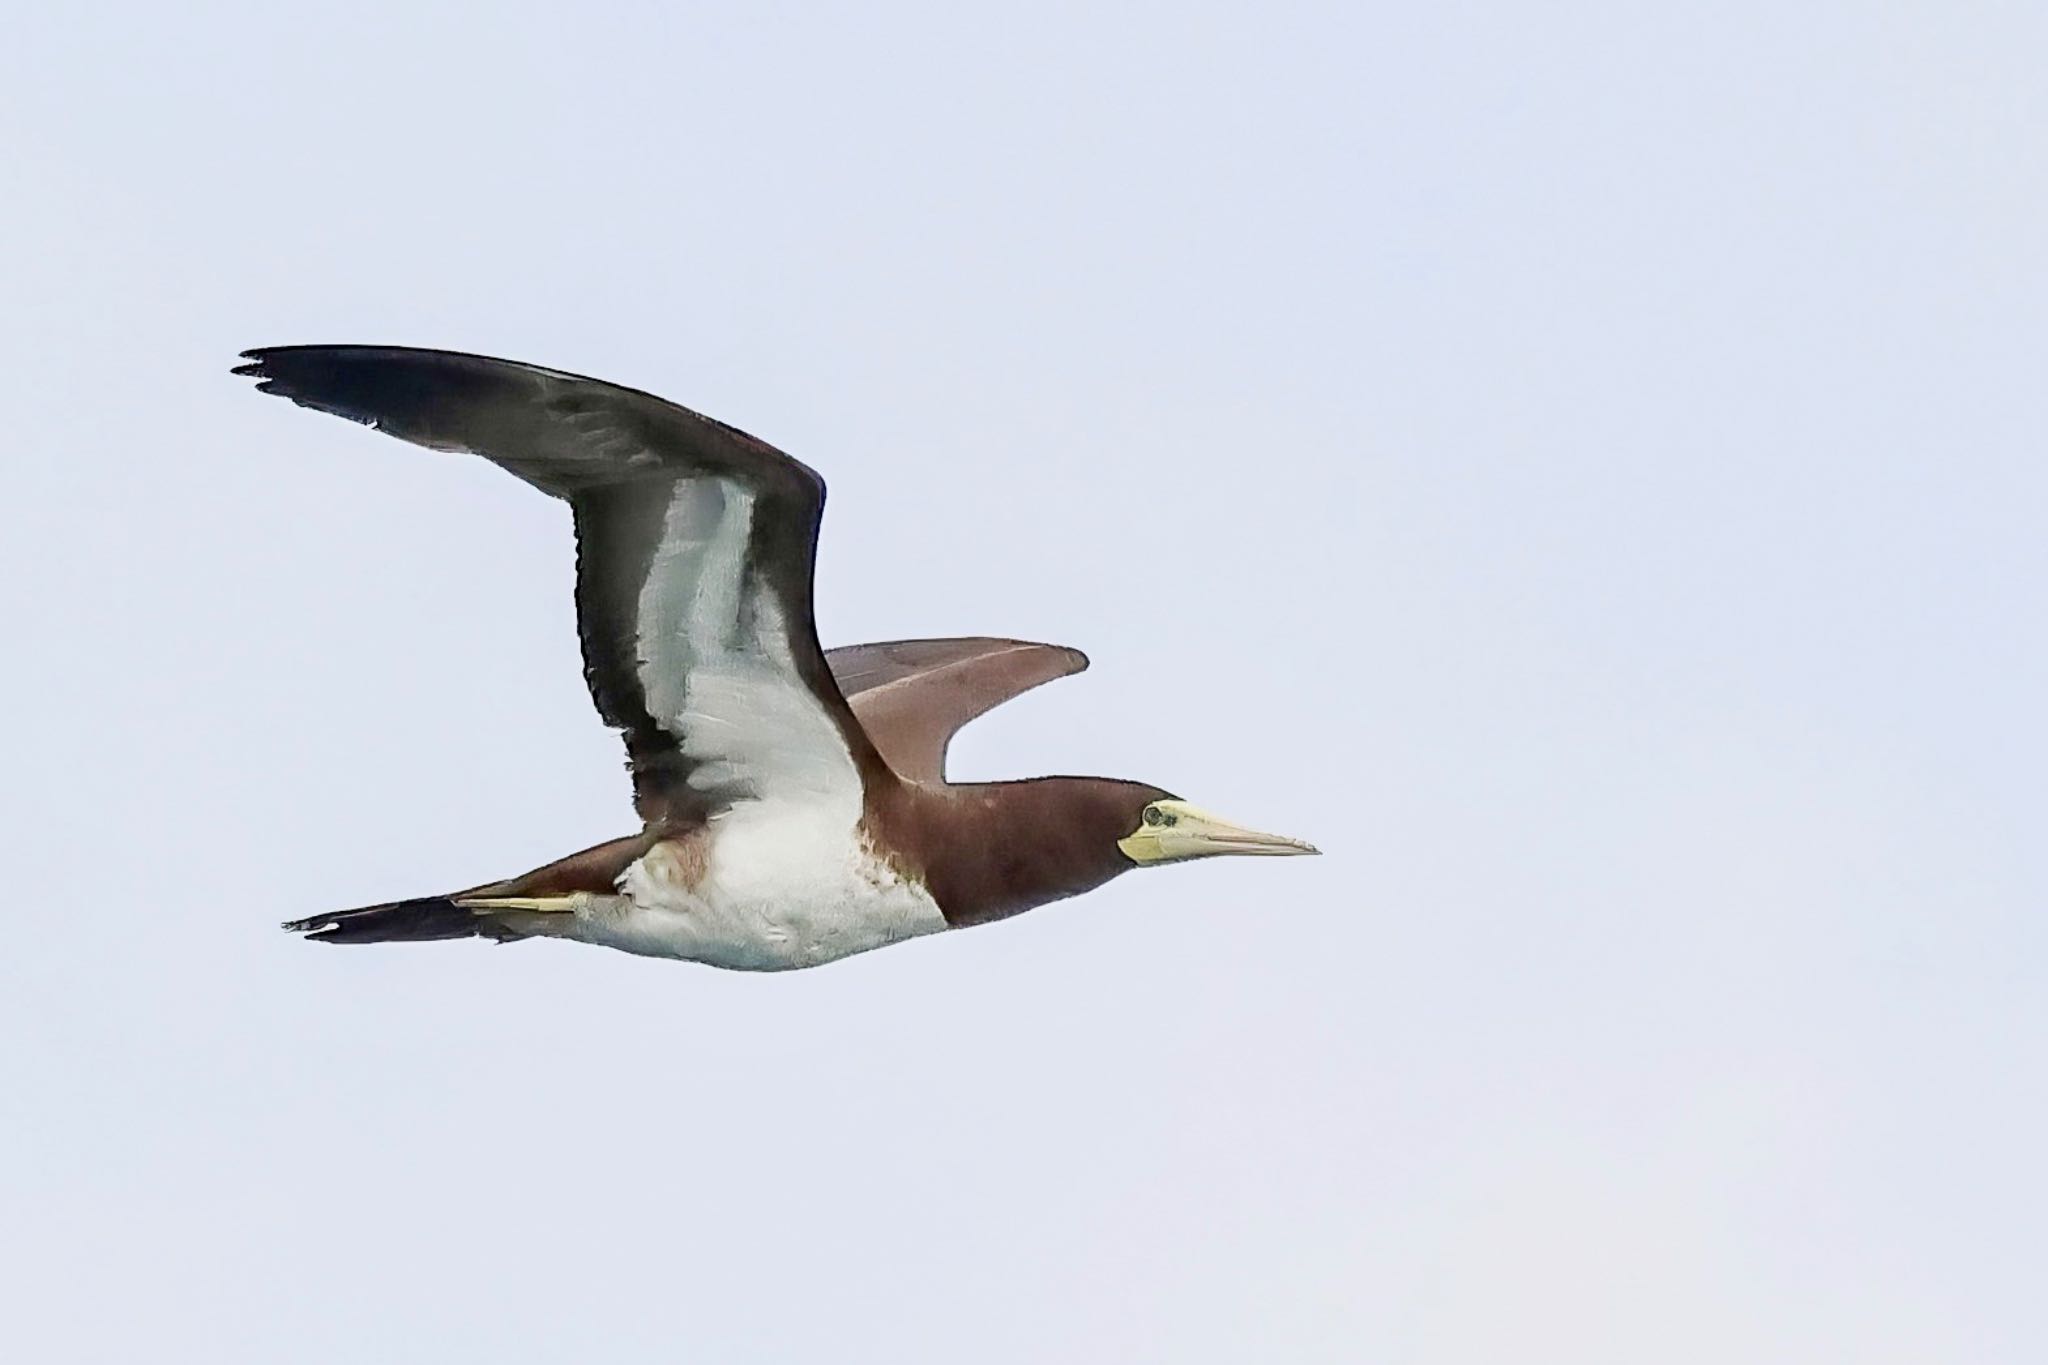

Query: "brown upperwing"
left=827, top=638, right=1089, bottom=784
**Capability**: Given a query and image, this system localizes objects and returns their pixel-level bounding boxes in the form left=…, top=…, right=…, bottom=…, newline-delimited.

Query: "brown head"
left=879, top=776, right=1318, bottom=928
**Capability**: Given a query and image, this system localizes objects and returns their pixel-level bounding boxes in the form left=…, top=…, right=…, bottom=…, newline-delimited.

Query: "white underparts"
left=547, top=814, right=946, bottom=971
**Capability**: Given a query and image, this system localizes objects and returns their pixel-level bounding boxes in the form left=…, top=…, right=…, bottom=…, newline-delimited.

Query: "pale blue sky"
left=3, top=3, right=2043, bottom=1361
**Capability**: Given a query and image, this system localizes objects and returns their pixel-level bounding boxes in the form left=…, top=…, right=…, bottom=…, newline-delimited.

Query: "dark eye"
left=1143, top=807, right=1165, bottom=827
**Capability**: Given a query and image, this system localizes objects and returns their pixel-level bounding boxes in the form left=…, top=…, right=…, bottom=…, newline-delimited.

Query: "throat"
left=877, top=778, right=1139, bottom=928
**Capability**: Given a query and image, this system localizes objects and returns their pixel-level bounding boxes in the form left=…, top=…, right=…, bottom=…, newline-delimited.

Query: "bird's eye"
left=1143, top=807, right=1166, bottom=827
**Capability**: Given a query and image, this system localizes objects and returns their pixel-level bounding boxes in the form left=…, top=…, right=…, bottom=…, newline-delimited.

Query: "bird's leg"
left=453, top=894, right=590, bottom=915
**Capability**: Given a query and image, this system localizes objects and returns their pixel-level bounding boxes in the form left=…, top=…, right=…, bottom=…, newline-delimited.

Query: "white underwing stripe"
left=632, top=476, right=862, bottom=813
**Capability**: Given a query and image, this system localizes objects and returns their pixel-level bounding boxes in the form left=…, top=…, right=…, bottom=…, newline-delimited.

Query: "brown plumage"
left=242, top=345, right=1314, bottom=970
left=825, top=637, right=1089, bottom=784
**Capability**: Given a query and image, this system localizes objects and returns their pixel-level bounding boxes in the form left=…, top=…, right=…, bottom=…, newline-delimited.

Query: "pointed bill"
left=1119, top=799, right=1320, bottom=864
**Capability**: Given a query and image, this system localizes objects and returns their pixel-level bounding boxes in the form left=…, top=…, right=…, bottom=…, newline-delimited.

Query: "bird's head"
left=914, top=777, right=1318, bottom=927
left=1114, top=792, right=1320, bottom=866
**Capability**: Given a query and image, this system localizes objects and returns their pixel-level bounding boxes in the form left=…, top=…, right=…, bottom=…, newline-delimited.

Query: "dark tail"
left=283, top=897, right=514, bottom=945
left=282, top=836, right=650, bottom=948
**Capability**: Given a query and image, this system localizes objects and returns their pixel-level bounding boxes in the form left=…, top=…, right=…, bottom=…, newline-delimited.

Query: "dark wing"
left=827, top=637, right=1088, bottom=783
left=238, top=345, right=888, bottom=827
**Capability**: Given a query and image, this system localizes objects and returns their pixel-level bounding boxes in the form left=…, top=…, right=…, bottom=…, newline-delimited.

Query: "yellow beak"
left=1118, top=800, right=1321, bottom=865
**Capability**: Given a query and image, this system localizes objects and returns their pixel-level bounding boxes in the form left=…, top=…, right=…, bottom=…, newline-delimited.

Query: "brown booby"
left=238, top=346, right=1317, bottom=971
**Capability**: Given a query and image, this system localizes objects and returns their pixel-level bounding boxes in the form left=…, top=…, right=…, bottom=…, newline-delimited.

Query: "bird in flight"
left=238, top=346, right=1317, bottom=971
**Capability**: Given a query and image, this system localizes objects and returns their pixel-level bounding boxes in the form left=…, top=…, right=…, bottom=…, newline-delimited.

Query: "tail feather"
left=283, top=897, right=518, bottom=945
left=282, top=835, right=649, bottom=949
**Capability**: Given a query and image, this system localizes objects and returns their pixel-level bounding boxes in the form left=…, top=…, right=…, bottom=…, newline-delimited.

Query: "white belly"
left=567, top=803, right=948, bottom=971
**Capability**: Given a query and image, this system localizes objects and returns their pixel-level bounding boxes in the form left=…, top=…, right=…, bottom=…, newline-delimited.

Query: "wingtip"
left=234, top=345, right=330, bottom=378
left=997, top=638, right=1090, bottom=675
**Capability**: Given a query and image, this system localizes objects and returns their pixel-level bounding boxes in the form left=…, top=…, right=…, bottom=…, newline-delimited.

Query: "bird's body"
left=539, top=818, right=946, bottom=972
left=239, top=346, right=1314, bottom=971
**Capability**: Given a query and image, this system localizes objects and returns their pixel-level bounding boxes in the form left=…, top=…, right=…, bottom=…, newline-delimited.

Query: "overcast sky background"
left=3, top=3, right=2043, bottom=1361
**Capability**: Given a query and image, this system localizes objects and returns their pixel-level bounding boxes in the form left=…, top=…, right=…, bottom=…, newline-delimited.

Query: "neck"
left=871, top=777, right=1146, bottom=928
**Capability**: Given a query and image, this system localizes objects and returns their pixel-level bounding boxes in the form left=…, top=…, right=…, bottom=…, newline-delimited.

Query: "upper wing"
left=238, top=345, right=887, bottom=827
left=827, top=637, right=1088, bottom=784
